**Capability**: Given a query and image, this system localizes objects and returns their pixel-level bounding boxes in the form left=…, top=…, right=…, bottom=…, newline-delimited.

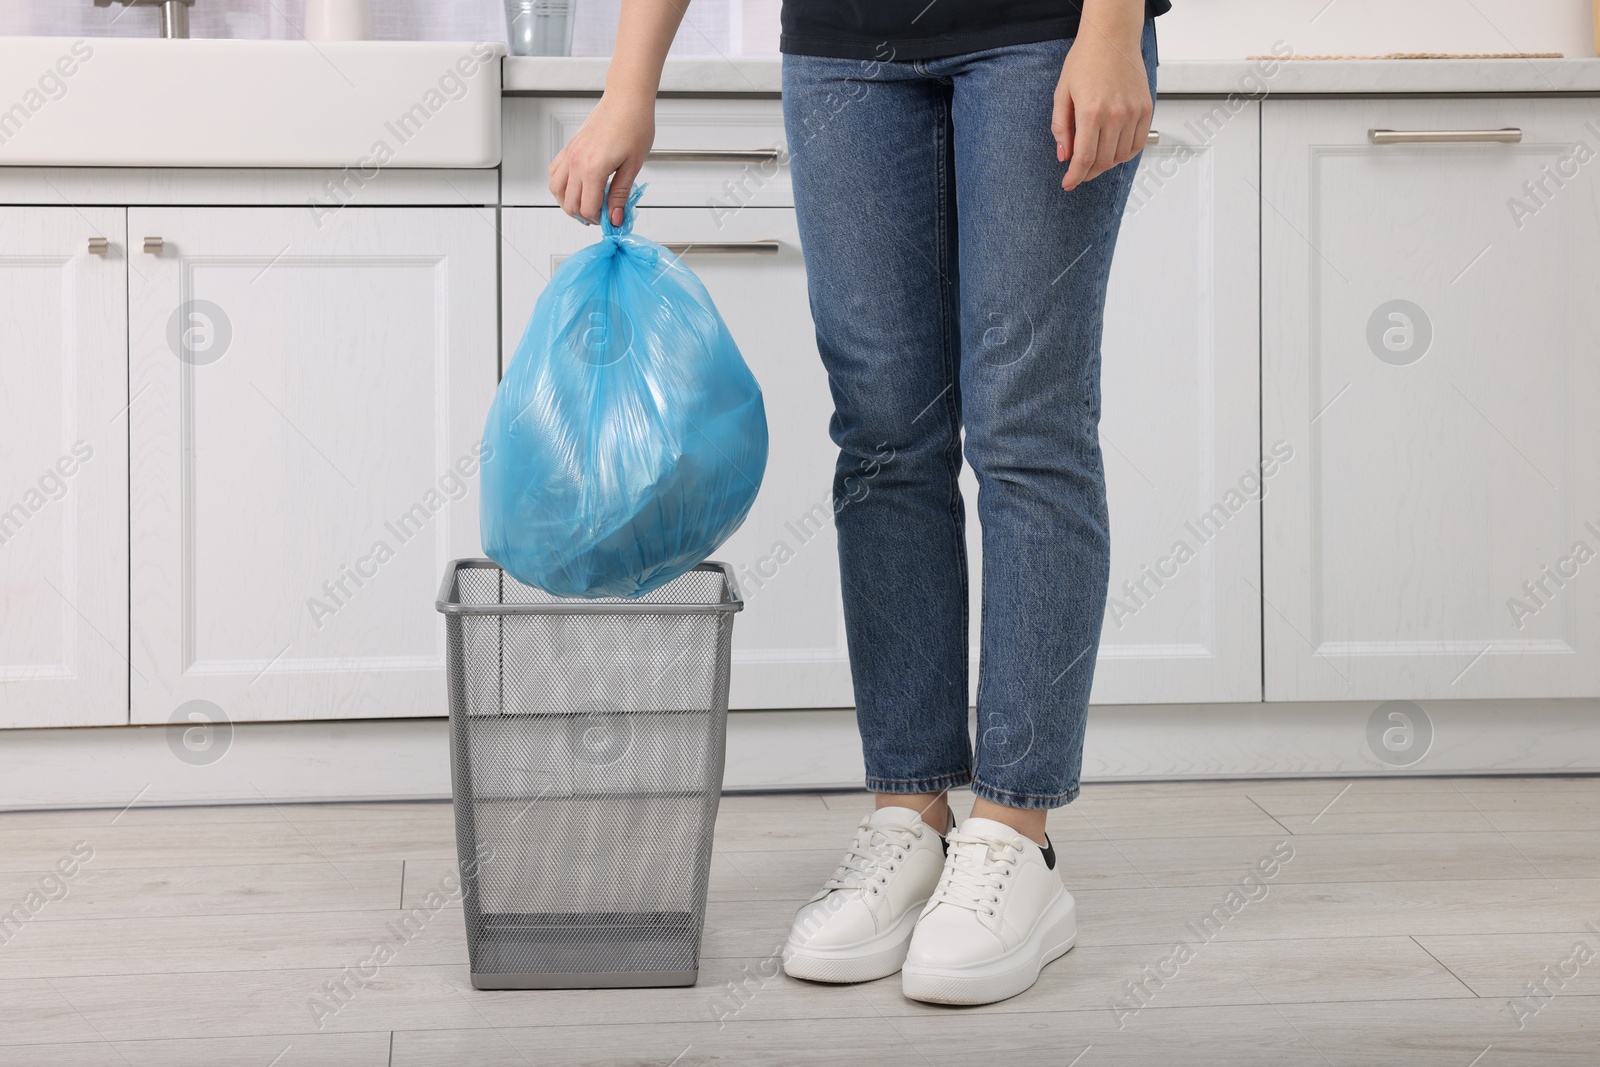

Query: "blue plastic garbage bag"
left=480, top=184, right=768, bottom=598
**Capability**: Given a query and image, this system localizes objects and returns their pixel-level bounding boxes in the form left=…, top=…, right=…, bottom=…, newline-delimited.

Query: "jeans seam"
left=866, top=770, right=973, bottom=791
left=969, top=777, right=1081, bottom=809
left=932, top=87, right=969, bottom=731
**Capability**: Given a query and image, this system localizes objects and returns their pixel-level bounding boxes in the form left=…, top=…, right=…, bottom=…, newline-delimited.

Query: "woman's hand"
left=1051, top=5, right=1151, bottom=192
left=548, top=91, right=655, bottom=227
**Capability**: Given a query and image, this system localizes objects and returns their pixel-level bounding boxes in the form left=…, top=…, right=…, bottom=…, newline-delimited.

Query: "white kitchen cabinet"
left=499, top=205, right=850, bottom=709
left=128, top=207, right=497, bottom=724
left=1262, top=97, right=1600, bottom=701
left=1083, top=98, right=1264, bottom=704
left=0, top=207, right=129, bottom=728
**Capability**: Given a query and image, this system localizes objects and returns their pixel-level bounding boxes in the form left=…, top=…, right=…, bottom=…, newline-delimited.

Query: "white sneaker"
left=781, top=805, right=950, bottom=983
left=901, top=816, right=1076, bottom=1005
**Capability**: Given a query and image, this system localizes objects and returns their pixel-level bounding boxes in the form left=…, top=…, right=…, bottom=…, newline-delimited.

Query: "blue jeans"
left=782, top=22, right=1159, bottom=810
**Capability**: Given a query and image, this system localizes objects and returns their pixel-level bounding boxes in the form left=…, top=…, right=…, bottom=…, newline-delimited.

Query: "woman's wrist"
left=602, top=0, right=685, bottom=111
left=1077, top=0, right=1146, bottom=51
left=602, top=70, right=662, bottom=108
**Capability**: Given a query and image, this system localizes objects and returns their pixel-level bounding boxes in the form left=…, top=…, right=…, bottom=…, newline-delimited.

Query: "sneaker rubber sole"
left=781, top=900, right=926, bottom=984
left=900, top=891, right=1077, bottom=1005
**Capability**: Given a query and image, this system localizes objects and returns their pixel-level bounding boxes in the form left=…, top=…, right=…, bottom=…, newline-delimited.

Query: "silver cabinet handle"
left=1369, top=128, right=1522, bottom=144
left=1146, top=130, right=1160, bottom=146
left=646, top=149, right=783, bottom=164
left=87, top=237, right=108, bottom=255
left=662, top=240, right=781, bottom=255
left=143, top=236, right=164, bottom=254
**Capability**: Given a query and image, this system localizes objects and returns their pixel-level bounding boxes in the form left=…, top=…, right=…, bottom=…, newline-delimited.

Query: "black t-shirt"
left=780, top=1, right=1171, bottom=61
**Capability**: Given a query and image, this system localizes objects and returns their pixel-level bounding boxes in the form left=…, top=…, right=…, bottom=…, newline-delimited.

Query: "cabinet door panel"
left=129, top=207, right=496, bottom=723
left=500, top=207, right=848, bottom=709
left=1086, top=98, right=1264, bottom=704
left=959, top=99, right=1265, bottom=706
left=0, top=207, right=128, bottom=728
left=1263, top=98, right=1600, bottom=700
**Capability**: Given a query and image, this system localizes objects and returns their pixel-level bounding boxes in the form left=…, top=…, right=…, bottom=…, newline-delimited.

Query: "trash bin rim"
left=435, top=558, right=745, bottom=616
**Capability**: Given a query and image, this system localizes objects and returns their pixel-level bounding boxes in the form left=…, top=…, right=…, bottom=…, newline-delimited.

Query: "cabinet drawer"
left=503, top=97, right=790, bottom=208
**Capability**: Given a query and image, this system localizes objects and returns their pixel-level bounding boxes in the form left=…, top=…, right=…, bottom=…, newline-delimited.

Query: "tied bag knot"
left=598, top=181, right=660, bottom=268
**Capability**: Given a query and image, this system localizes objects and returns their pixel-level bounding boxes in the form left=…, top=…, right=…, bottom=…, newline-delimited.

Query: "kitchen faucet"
left=93, top=0, right=195, bottom=39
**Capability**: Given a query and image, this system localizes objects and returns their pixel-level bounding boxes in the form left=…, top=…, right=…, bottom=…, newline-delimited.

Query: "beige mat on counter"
left=1245, top=52, right=1563, bottom=60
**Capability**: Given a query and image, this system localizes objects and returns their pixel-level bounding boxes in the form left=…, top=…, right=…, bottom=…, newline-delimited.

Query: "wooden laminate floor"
left=1, top=777, right=1597, bottom=1065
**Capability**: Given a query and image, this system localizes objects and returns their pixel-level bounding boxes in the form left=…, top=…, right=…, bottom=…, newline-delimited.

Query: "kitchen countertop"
left=504, top=55, right=1600, bottom=95
left=0, top=37, right=504, bottom=168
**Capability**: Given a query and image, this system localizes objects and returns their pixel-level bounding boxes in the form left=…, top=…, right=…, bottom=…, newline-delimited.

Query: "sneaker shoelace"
left=815, top=820, right=922, bottom=899
left=927, top=829, right=1023, bottom=916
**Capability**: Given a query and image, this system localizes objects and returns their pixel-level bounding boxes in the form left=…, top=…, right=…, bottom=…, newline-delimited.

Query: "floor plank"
left=1074, top=879, right=1600, bottom=946
left=853, top=934, right=1472, bottom=1015
left=1482, top=802, right=1600, bottom=833
left=0, top=908, right=467, bottom=980
left=0, top=861, right=400, bottom=921
left=1274, top=994, right=1600, bottom=1065
left=714, top=793, right=832, bottom=814
left=389, top=996, right=1600, bottom=1066
left=1059, top=794, right=1291, bottom=840
left=391, top=1019, right=929, bottom=1067
left=906, top=996, right=1600, bottom=1066
left=23, top=960, right=885, bottom=1042
left=0, top=823, right=399, bottom=872
left=0, top=1032, right=390, bottom=1067
left=0, top=801, right=454, bottom=831
left=1415, top=931, right=1600, bottom=998
left=1112, top=830, right=1590, bottom=887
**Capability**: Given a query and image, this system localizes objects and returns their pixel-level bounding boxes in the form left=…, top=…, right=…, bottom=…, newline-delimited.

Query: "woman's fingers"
left=1063, top=106, right=1153, bottom=188
left=548, top=155, right=570, bottom=205
left=1112, top=118, right=1139, bottom=172
left=554, top=151, right=635, bottom=225
left=562, top=174, right=587, bottom=225
left=1051, top=86, right=1073, bottom=163
left=1094, top=123, right=1122, bottom=182
left=1062, top=109, right=1100, bottom=190
left=608, top=158, right=644, bottom=226
left=545, top=93, right=656, bottom=225
left=578, top=171, right=606, bottom=226
left=1128, top=113, right=1152, bottom=166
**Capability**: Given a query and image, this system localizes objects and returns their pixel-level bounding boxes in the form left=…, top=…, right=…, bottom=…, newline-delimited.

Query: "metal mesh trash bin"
left=435, top=558, right=742, bottom=990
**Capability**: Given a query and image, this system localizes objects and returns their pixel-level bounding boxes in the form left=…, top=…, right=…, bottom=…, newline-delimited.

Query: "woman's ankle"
left=969, top=796, right=1048, bottom=847
left=875, top=791, right=951, bottom=833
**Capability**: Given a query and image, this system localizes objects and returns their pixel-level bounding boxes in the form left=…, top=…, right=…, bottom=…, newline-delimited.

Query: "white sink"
left=0, top=37, right=503, bottom=168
